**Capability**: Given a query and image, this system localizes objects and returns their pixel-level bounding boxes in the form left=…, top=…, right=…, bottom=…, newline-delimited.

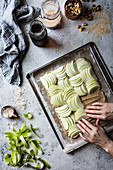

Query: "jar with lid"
left=29, top=20, right=48, bottom=47
left=41, top=0, right=62, bottom=29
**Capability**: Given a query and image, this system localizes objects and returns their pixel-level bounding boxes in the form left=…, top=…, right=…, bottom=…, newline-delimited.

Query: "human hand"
left=85, top=102, right=113, bottom=120
left=77, top=118, right=111, bottom=151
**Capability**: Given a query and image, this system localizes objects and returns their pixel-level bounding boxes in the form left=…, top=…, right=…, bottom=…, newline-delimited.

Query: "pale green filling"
left=67, top=95, right=84, bottom=111
left=63, top=87, right=76, bottom=101
left=74, top=108, right=87, bottom=122
left=58, top=78, right=70, bottom=90
left=68, top=124, right=81, bottom=138
left=76, top=59, right=91, bottom=72
left=69, top=74, right=83, bottom=87
left=40, top=73, right=57, bottom=89
left=47, top=85, right=62, bottom=97
left=66, top=61, right=78, bottom=77
left=40, top=58, right=101, bottom=138
left=55, top=104, right=72, bottom=117
left=85, top=78, right=100, bottom=93
left=53, top=66, right=67, bottom=80
left=51, top=92, right=65, bottom=107
left=81, top=67, right=94, bottom=82
left=74, top=83, right=87, bottom=96
left=60, top=116, right=74, bottom=130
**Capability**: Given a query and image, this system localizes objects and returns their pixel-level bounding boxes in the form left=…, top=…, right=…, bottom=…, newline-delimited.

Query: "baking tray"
left=27, top=42, right=113, bottom=153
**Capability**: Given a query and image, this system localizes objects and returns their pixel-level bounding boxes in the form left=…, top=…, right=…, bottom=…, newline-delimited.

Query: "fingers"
left=96, top=119, right=99, bottom=127
left=92, top=102, right=104, bottom=106
left=96, top=119, right=102, bottom=129
left=86, top=106, right=102, bottom=110
left=78, top=120, right=92, bottom=133
left=82, top=118, right=95, bottom=130
left=87, top=114, right=105, bottom=120
left=79, top=132, right=88, bottom=141
left=85, top=109, right=101, bottom=114
left=77, top=123, right=89, bottom=136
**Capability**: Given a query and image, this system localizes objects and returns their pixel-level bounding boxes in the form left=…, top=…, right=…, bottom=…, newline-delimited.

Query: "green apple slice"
left=69, top=74, right=83, bottom=87
left=58, top=78, right=70, bottom=90
left=68, top=124, right=81, bottom=138
left=70, top=114, right=76, bottom=124
left=66, top=61, right=78, bottom=77
left=63, top=87, right=76, bottom=101
left=55, top=104, right=72, bottom=117
left=85, top=78, right=100, bottom=93
left=60, top=116, right=74, bottom=130
left=51, top=92, right=65, bottom=107
left=76, top=58, right=91, bottom=72
left=81, top=68, right=94, bottom=82
left=67, top=95, right=84, bottom=111
left=74, top=108, right=87, bottom=122
left=53, top=66, right=66, bottom=80
left=47, top=85, right=62, bottom=97
left=74, top=83, right=87, bottom=96
left=40, top=73, right=57, bottom=89
left=60, top=117, right=69, bottom=130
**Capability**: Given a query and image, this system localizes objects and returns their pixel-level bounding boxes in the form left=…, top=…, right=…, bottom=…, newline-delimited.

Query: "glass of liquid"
left=41, top=0, right=62, bottom=29
left=29, top=20, right=48, bottom=47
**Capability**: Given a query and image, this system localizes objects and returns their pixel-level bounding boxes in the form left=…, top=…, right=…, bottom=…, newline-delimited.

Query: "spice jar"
left=29, top=20, right=48, bottom=47
left=41, top=0, right=62, bottom=29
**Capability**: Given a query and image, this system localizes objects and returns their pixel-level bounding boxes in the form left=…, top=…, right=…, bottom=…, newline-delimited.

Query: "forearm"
left=102, top=139, right=113, bottom=157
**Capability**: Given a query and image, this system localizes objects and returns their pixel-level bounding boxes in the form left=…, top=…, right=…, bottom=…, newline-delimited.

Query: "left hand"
left=77, top=118, right=111, bottom=150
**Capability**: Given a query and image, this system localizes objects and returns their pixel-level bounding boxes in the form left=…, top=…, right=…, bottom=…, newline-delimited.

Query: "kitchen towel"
left=0, top=0, right=41, bottom=85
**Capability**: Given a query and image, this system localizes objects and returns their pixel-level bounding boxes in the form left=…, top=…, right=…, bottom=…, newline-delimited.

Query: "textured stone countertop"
left=0, top=0, right=113, bottom=170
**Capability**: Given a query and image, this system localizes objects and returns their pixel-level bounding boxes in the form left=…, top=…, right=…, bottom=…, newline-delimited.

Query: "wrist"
left=102, top=139, right=113, bottom=153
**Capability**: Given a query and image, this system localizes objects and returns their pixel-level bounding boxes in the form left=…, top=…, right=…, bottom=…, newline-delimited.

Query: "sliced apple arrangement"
left=68, top=124, right=81, bottom=138
left=51, top=92, right=66, bottom=107
left=66, top=61, right=78, bottom=77
left=74, top=108, right=87, bottom=122
left=76, top=58, right=91, bottom=72
left=53, top=66, right=66, bottom=80
left=86, top=78, right=100, bottom=93
left=67, top=95, right=84, bottom=111
left=40, top=58, right=101, bottom=138
left=55, top=104, right=72, bottom=117
left=47, top=85, right=62, bottom=97
left=58, top=78, right=70, bottom=90
left=81, top=67, right=94, bottom=82
left=40, top=72, right=57, bottom=89
left=60, top=116, right=74, bottom=131
left=63, top=87, right=76, bottom=101
left=69, top=73, right=83, bottom=86
left=74, top=83, right=87, bottom=96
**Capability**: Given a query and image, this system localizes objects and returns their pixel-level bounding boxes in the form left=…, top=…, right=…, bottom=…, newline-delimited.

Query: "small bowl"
left=1, top=105, right=18, bottom=119
left=64, top=0, right=82, bottom=20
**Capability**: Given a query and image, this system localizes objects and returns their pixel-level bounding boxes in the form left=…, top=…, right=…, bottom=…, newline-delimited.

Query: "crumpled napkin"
left=0, top=0, right=41, bottom=85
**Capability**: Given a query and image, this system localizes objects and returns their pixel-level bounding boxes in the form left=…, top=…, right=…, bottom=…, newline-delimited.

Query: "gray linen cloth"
left=0, top=0, right=41, bottom=85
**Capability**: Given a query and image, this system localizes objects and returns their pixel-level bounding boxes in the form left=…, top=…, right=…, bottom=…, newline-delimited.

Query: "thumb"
left=96, top=119, right=102, bottom=129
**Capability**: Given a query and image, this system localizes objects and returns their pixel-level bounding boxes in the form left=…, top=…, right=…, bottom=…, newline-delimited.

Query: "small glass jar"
left=29, top=20, right=48, bottom=47
left=41, top=0, right=62, bottom=29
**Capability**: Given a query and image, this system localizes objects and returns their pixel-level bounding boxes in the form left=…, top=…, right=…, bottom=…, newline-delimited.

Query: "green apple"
left=67, top=95, right=84, bottom=111
left=53, top=66, right=66, bottom=80
left=68, top=124, right=81, bottom=138
left=66, top=61, right=78, bottom=77
left=55, top=104, right=72, bottom=117
left=85, top=78, right=100, bottom=93
left=63, top=87, right=76, bottom=101
left=69, top=73, right=83, bottom=87
left=58, top=78, right=70, bottom=90
left=74, top=108, right=87, bottom=122
left=40, top=73, right=57, bottom=89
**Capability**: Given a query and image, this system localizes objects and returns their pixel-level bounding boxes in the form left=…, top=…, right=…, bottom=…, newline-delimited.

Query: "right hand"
left=85, top=102, right=113, bottom=120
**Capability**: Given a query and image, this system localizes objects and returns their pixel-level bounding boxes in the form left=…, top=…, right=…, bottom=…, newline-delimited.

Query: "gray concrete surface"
left=0, top=0, right=113, bottom=170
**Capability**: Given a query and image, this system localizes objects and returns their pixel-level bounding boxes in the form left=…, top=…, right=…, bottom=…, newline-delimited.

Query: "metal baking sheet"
left=27, top=42, right=113, bottom=153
